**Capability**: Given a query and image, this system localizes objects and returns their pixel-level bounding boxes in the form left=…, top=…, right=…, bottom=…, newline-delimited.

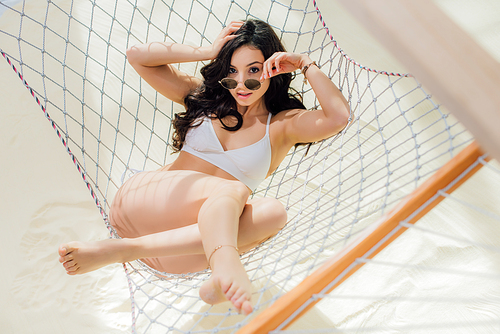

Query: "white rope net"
left=1, top=0, right=492, bottom=332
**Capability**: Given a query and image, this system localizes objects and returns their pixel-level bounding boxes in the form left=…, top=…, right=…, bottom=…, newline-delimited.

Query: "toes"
left=65, top=263, right=80, bottom=273
left=200, top=272, right=253, bottom=314
left=231, top=290, right=250, bottom=312
left=224, top=284, right=237, bottom=302
left=67, top=267, right=80, bottom=273
left=66, top=269, right=79, bottom=275
left=230, top=291, right=243, bottom=309
left=59, top=253, right=73, bottom=264
left=58, top=245, right=75, bottom=263
left=63, top=260, right=76, bottom=270
left=241, top=300, right=253, bottom=315
left=58, top=245, right=69, bottom=257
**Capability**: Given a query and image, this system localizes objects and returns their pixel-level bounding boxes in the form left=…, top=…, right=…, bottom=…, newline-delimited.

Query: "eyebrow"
left=230, top=61, right=263, bottom=68
left=247, top=61, right=263, bottom=66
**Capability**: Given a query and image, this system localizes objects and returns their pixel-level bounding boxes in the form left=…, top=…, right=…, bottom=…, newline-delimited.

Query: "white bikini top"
left=181, top=113, right=272, bottom=191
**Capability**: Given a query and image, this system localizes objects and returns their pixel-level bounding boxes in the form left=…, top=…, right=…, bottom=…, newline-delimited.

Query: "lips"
left=237, top=92, right=252, bottom=99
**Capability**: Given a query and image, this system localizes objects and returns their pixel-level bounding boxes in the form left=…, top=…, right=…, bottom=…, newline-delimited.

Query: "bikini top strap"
left=265, top=113, right=272, bottom=134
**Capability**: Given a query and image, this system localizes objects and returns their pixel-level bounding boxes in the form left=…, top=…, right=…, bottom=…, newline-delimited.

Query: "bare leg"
left=59, top=197, right=286, bottom=274
left=58, top=170, right=287, bottom=309
left=196, top=179, right=254, bottom=314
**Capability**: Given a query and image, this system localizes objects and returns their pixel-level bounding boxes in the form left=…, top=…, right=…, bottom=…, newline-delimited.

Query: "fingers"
left=222, top=21, right=244, bottom=38
left=226, top=20, right=244, bottom=28
left=261, top=52, right=287, bottom=80
left=274, top=53, right=288, bottom=76
left=211, top=21, right=244, bottom=58
left=260, top=52, right=305, bottom=80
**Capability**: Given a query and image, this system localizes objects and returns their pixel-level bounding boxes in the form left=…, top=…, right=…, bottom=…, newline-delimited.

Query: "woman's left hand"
left=260, top=52, right=312, bottom=80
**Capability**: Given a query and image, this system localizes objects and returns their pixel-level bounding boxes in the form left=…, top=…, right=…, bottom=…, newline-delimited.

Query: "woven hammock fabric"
left=1, top=0, right=488, bottom=333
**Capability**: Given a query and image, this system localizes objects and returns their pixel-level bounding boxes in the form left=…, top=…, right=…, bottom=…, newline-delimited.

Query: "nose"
left=235, top=74, right=247, bottom=88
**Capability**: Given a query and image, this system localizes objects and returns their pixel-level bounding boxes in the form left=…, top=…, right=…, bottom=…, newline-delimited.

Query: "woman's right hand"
left=209, top=21, right=244, bottom=59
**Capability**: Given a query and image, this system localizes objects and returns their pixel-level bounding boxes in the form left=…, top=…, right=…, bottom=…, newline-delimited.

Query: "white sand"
left=0, top=59, right=131, bottom=332
left=1, top=0, right=499, bottom=333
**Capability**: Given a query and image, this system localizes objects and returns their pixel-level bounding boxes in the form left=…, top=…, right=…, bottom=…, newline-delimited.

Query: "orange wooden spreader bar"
left=238, top=141, right=486, bottom=333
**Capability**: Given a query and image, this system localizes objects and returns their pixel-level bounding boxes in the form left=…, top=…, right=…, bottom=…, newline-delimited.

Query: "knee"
left=259, top=198, right=288, bottom=232
left=215, top=180, right=251, bottom=203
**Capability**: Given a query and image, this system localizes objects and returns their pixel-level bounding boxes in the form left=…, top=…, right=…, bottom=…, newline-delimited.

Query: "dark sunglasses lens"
left=220, top=78, right=261, bottom=90
left=245, top=79, right=261, bottom=90
left=220, top=78, right=237, bottom=89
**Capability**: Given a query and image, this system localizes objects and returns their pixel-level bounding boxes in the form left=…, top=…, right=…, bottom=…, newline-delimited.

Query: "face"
left=225, top=45, right=270, bottom=108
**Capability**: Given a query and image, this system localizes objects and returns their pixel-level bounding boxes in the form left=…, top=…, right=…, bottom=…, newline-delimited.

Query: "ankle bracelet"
left=208, top=245, right=239, bottom=269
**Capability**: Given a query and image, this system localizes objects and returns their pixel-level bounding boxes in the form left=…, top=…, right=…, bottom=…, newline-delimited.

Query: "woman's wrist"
left=298, top=55, right=313, bottom=69
left=299, top=56, right=318, bottom=85
left=203, top=45, right=219, bottom=61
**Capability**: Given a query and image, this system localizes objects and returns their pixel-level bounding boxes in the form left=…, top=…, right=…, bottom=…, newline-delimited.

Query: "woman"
left=58, top=19, right=349, bottom=315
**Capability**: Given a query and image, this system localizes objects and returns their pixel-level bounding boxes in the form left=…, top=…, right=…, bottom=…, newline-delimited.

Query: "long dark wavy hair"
left=171, top=19, right=306, bottom=152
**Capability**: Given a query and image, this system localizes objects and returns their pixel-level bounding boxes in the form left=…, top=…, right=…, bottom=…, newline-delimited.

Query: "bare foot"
left=199, top=247, right=253, bottom=315
left=58, top=239, right=127, bottom=275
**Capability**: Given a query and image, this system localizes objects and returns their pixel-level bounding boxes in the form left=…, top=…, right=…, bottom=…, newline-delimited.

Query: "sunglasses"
left=219, top=78, right=262, bottom=91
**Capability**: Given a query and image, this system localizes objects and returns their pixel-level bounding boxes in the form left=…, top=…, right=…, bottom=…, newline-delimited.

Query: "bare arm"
left=262, top=53, right=350, bottom=145
left=126, top=21, right=244, bottom=105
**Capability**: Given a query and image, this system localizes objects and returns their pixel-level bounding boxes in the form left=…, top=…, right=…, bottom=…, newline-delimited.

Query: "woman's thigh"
left=139, top=197, right=287, bottom=274
left=108, top=170, right=287, bottom=274
left=109, top=170, right=243, bottom=238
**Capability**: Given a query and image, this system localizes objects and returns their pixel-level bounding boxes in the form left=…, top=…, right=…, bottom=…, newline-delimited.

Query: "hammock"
left=2, top=0, right=499, bottom=333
